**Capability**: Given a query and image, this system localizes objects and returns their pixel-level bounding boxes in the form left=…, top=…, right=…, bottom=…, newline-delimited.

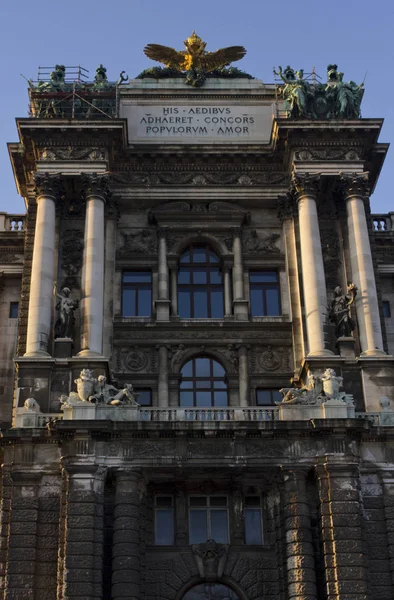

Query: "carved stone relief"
left=242, top=230, right=281, bottom=254
left=249, top=345, right=292, bottom=373
left=60, top=229, right=84, bottom=289
left=294, top=147, right=361, bottom=161
left=113, top=347, right=157, bottom=374
left=118, top=229, right=157, bottom=256
left=112, top=170, right=288, bottom=186
left=38, top=146, right=107, bottom=161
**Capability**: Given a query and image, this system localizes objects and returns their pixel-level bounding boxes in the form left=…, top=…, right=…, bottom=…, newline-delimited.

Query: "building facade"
left=0, top=56, right=394, bottom=600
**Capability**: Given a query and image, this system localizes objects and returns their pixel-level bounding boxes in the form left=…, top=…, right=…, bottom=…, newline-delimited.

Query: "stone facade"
left=0, top=67, right=393, bottom=599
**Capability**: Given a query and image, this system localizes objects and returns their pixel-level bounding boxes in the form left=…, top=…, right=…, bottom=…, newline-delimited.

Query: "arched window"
left=180, top=357, right=228, bottom=407
left=183, top=583, right=240, bottom=600
left=178, top=245, right=224, bottom=318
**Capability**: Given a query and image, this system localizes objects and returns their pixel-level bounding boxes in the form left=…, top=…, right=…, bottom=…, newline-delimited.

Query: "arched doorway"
left=182, top=583, right=240, bottom=600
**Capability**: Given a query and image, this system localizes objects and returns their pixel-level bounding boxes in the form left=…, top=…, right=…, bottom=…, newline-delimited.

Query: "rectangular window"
left=249, top=271, right=281, bottom=316
left=155, top=496, right=174, bottom=545
left=9, top=302, right=19, bottom=318
left=122, top=271, right=151, bottom=317
left=135, top=389, right=152, bottom=406
left=244, top=496, right=263, bottom=544
left=256, top=389, right=282, bottom=406
left=189, top=496, right=228, bottom=544
left=383, top=301, right=391, bottom=318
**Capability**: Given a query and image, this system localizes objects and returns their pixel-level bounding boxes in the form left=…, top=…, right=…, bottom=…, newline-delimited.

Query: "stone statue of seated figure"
left=89, top=375, right=139, bottom=406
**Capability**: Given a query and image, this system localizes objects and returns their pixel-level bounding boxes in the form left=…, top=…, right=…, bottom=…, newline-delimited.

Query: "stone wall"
left=0, top=277, right=21, bottom=423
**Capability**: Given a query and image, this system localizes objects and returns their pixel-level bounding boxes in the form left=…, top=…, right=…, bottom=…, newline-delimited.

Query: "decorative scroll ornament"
left=291, top=171, right=321, bottom=198
left=192, top=539, right=229, bottom=581
left=80, top=173, right=111, bottom=201
left=143, top=31, right=246, bottom=87
left=339, top=172, right=369, bottom=197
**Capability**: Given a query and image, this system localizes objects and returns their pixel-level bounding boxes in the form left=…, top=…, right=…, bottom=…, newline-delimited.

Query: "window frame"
left=178, top=245, right=224, bottom=319
left=188, top=495, right=229, bottom=544
left=244, top=495, right=264, bottom=545
left=249, top=270, right=281, bottom=316
left=180, top=357, right=228, bottom=408
left=383, top=300, right=391, bottom=318
left=154, top=495, right=174, bottom=545
left=121, top=270, right=152, bottom=317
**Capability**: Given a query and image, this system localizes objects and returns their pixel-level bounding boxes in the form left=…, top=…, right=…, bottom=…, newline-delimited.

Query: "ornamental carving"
left=116, top=329, right=292, bottom=341
left=249, top=345, right=291, bottom=373
left=152, top=200, right=247, bottom=215
left=113, top=347, right=157, bottom=374
left=294, top=148, right=361, bottom=161
left=320, top=229, right=342, bottom=290
left=277, top=193, right=297, bottom=221
left=242, top=230, right=280, bottom=254
left=118, top=229, right=157, bottom=256
left=61, top=229, right=84, bottom=288
left=192, top=540, right=229, bottom=581
left=34, top=172, right=63, bottom=199
left=80, top=173, right=111, bottom=201
left=291, top=172, right=321, bottom=198
left=39, top=146, right=107, bottom=161
left=0, top=253, right=24, bottom=263
left=112, top=171, right=288, bottom=186
left=340, top=172, right=369, bottom=197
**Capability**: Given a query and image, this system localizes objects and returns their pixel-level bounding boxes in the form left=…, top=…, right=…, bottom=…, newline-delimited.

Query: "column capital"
left=34, top=172, right=63, bottom=200
left=291, top=171, right=321, bottom=199
left=81, top=172, right=111, bottom=201
left=277, top=192, right=297, bottom=222
left=340, top=171, right=369, bottom=198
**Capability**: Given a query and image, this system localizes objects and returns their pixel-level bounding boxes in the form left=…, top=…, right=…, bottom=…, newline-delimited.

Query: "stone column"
left=381, top=472, right=394, bottom=587
left=156, top=228, right=170, bottom=321
left=79, top=174, right=110, bottom=357
left=238, top=344, right=249, bottom=407
left=232, top=228, right=248, bottom=321
left=170, top=267, right=178, bottom=317
left=62, top=465, right=107, bottom=600
left=158, top=345, right=169, bottom=407
left=293, top=173, right=332, bottom=357
left=342, top=173, right=385, bottom=355
left=223, top=266, right=232, bottom=317
left=316, top=460, right=368, bottom=600
left=103, top=203, right=118, bottom=358
left=112, top=470, right=141, bottom=600
left=282, top=469, right=317, bottom=600
left=25, top=174, right=60, bottom=356
left=4, top=472, right=41, bottom=600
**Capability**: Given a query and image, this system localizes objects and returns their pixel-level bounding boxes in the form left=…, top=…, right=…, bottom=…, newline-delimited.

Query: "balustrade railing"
left=372, top=213, right=394, bottom=232
left=138, top=407, right=279, bottom=422
left=0, top=213, right=26, bottom=232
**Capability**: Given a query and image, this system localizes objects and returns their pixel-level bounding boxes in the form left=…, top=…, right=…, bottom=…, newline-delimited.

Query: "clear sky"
left=0, top=0, right=393, bottom=214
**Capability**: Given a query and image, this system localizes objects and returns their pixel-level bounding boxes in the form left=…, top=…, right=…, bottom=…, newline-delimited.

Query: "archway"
left=182, top=583, right=240, bottom=600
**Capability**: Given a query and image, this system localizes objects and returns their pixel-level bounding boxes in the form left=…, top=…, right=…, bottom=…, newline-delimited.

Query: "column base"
left=233, top=300, right=249, bottom=321
left=307, top=349, right=335, bottom=357
left=155, top=299, right=171, bottom=321
left=23, top=350, right=51, bottom=358
left=360, top=349, right=387, bottom=357
left=76, top=349, right=103, bottom=358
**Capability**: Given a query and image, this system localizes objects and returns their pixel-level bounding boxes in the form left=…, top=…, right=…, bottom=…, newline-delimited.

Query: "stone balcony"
left=372, top=212, right=394, bottom=232
left=0, top=213, right=25, bottom=232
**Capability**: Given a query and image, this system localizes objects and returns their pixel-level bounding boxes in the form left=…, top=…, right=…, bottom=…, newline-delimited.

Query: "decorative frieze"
left=118, top=229, right=157, bottom=256
left=112, top=170, right=288, bottom=186
left=38, top=146, right=107, bottom=161
left=242, top=229, right=281, bottom=254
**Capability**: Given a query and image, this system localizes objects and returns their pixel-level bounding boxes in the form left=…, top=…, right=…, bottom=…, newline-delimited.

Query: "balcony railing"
left=138, top=407, right=279, bottom=422
left=372, top=213, right=394, bottom=232
left=0, top=213, right=26, bottom=232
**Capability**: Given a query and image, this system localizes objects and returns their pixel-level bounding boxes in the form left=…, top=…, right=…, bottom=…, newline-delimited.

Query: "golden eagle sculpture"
left=143, top=32, right=246, bottom=87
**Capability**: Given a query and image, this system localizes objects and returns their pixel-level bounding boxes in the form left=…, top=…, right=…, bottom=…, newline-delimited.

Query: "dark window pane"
left=136, top=389, right=152, bottom=406
left=213, top=380, right=227, bottom=389
left=123, top=271, right=151, bottom=283
left=209, top=250, right=220, bottom=263
left=245, top=508, right=263, bottom=544
left=383, top=301, right=391, bottom=318
left=138, top=289, right=151, bottom=316
left=272, top=390, right=282, bottom=404
left=193, top=291, right=208, bottom=318
left=195, top=358, right=211, bottom=376
left=210, top=510, right=228, bottom=543
left=256, top=390, right=273, bottom=405
left=180, top=250, right=190, bottom=263
left=190, top=497, right=207, bottom=507
left=266, top=288, right=280, bottom=316
left=209, top=268, right=222, bottom=284
left=193, top=268, right=207, bottom=284
left=189, top=509, right=208, bottom=544
left=250, top=289, right=264, bottom=316
left=213, top=362, right=225, bottom=377
left=196, top=391, right=212, bottom=407
left=122, top=289, right=136, bottom=317
left=9, top=302, right=19, bottom=318
left=211, top=290, right=224, bottom=318
left=178, top=290, right=191, bottom=318
left=210, top=497, right=227, bottom=507
left=214, top=391, right=228, bottom=407
left=245, top=496, right=260, bottom=507
left=155, top=508, right=174, bottom=545
left=193, top=247, right=206, bottom=263
left=181, top=360, right=193, bottom=377
left=156, top=496, right=172, bottom=507
left=180, top=381, right=193, bottom=389
left=178, top=269, right=191, bottom=284
left=180, top=391, right=194, bottom=407
left=250, top=271, right=278, bottom=283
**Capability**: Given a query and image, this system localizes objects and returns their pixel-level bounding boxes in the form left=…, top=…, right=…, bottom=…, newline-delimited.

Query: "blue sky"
left=0, top=0, right=393, bottom=214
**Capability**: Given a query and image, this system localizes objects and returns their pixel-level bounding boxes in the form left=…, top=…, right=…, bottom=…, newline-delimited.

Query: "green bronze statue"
left=274, top=66, right=310, bottom=118
left=325, top=64, right=363, bottom=119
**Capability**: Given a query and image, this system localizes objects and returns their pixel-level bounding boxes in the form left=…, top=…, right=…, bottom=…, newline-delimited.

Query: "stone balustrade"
left=0, top=213, right=26, bottom=232
left=372, top=212, right=394, bottom=232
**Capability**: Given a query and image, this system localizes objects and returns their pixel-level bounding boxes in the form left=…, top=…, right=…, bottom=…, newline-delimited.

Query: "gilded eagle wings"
left=143, top=42, right=246, bottom=72
left=143, top=44, right=187, bottom=70
left=199, top=46, right=246, bottom=72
